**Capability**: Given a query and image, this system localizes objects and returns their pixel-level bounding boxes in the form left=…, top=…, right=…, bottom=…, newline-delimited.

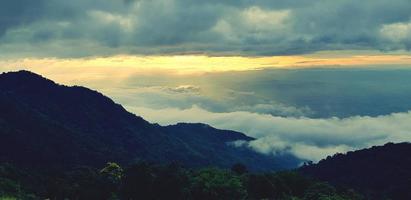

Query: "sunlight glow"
left=1, top=51, right=411, bottom=86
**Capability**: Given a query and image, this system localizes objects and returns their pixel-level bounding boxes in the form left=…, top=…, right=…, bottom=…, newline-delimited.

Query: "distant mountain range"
left=301, top=142, right=411, bottom=200
left=0, top=70, right=300, bottom=171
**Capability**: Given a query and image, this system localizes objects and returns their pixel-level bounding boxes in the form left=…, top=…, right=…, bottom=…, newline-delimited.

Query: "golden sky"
left=1, top=50, right=411, bottom=85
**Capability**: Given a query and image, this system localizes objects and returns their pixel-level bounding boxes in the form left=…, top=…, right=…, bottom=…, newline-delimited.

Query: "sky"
left=2, top=0, right=411, bottom=162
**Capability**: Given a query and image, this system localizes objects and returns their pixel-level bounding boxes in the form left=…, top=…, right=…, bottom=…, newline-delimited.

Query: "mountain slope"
left=300, top=142, right=411, bottom=200
left=0, top=70, right=300, bottom=171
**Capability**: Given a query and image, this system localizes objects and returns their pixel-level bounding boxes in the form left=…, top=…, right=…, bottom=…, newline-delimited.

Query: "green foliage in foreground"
left=0, top=162, right=363, bottom=200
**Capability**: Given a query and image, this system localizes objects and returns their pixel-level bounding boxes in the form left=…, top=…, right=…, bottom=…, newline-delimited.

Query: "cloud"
left=126, top=105, right=411, bottom=162
left=167, top=85, right=201, bottom=94
left=0, top=0, right=46, bottom=36
left=1, top=0, right=411, bottom=57
left=100, top=83, right=312, bottom=118
left=232, top=103, right=313, bottom=117
left=380, top=20, right=411, bottom=50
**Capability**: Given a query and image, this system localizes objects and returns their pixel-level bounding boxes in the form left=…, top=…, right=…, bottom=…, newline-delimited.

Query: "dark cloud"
left=1, top=0, right=411, bottom=57
left=0, top=0, right=46, bottom=36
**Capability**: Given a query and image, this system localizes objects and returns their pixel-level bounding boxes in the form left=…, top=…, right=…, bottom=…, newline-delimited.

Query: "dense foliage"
left=0, top=162, right=363, bottom=200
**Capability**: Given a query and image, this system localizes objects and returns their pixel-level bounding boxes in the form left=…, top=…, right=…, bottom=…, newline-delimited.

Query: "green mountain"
left=0, top=70, right=300, bottom=171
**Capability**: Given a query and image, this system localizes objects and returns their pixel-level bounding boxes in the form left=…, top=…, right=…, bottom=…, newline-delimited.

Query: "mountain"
left=300, top=142, right=411, bottom=200
left=0, top=70, right=300, bottom=171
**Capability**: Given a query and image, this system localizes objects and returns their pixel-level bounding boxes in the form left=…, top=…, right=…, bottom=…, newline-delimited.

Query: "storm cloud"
left=1, top=0, right=411, bottom=57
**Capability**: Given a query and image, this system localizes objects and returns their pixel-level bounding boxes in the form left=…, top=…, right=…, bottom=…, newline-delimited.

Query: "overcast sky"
left=1, top=0, right=411, bottom=57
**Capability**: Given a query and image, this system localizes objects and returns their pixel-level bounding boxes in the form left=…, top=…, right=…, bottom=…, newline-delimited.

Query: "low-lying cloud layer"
left=93, top=68, right=411, bottom=162
left=128, top=105, right=411, bottom=162
left=2, top=0, right=411, bottom=57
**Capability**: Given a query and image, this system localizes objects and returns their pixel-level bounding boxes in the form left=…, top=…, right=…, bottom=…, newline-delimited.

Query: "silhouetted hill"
left=300, top=142, right=411, bottom=200
left=0, top=70, right=300, bottom=171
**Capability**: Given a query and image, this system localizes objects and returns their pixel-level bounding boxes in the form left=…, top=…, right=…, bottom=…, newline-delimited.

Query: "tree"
left=151, top=163, right=190, bottom=199
left=245, top=174, right=279, bottom=199
left=120, top=162, right=155, bottom=200
left=100, top=162, right=123, bottom=199
left=231, top=163, right=248, bottom=175
left=100, top=162, right=123, bottom=184
left=46, top=167, right=111, bottom=200
left=189, top=168, right=247, bottom=200
left=303, top=182, right=345, bottom=200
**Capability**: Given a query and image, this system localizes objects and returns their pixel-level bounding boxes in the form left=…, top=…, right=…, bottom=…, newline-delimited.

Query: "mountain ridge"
left=300, top=142, right=411, bottom=199
left=0, top=70, right=300, bottom=171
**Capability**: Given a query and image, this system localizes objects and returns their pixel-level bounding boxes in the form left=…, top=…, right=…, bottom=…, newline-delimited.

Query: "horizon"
left=3, top=67, right=411, bottom=163
left=2, top=0, right=411, bottom=162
